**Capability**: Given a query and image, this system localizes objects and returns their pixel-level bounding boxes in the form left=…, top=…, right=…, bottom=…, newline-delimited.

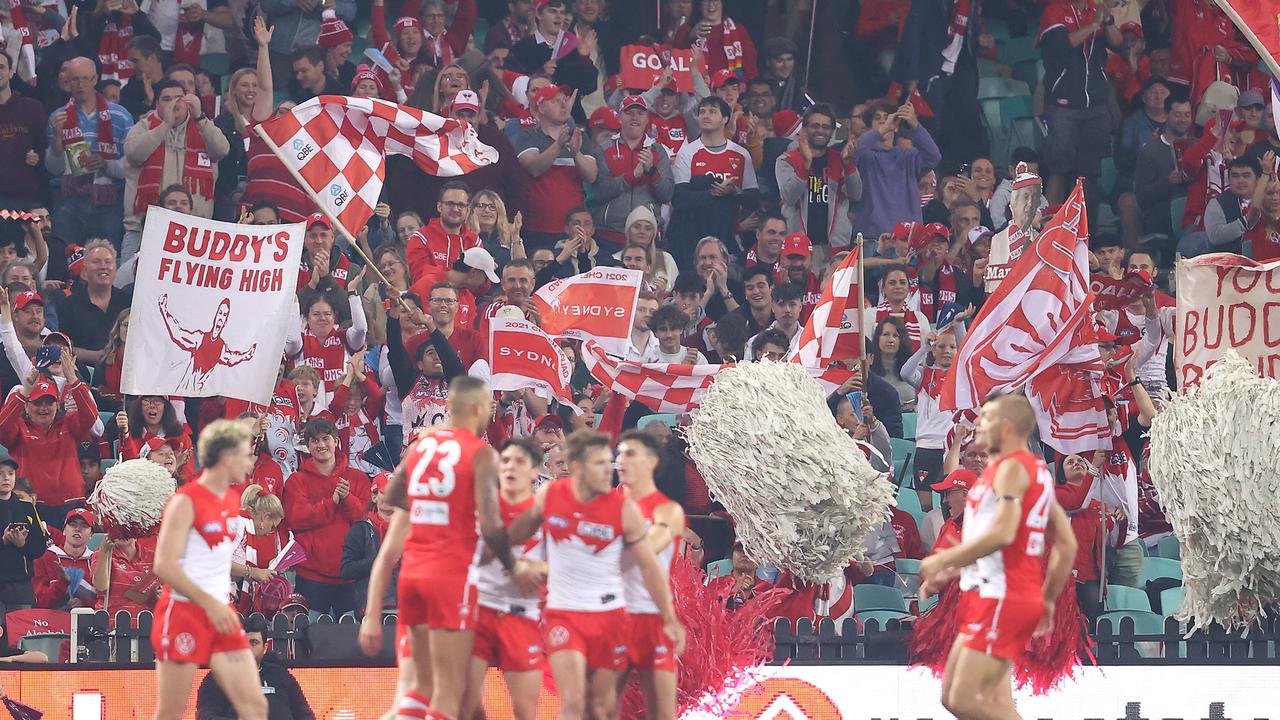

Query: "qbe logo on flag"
left=292, top=138, right=315, bottom=162
left=330, top=182, right=351, bottom=208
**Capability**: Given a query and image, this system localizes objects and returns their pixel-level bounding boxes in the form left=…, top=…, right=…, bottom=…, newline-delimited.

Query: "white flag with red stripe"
left=582, top=340, right=855, bottom=414
left=532, top=268, right=642, bottom=357
left=488, top=318, right=576, bottom=408
left=794, top=245, right=863, bottom=368
left=940, top=180, right=1098, bottom=411
left=255, top=95, right=498, bottom=235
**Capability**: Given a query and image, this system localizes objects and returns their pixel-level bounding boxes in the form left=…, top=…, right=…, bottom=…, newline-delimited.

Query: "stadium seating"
left=637, top=413, right=678, bottom=429
left=856, top=610, right=911, bottom=627
left=1140, top=557, right=1183, bottom=584
left=901, top=412, right=917, bottom=440
left=1098, top=609, right=1165, bottom=635
left=1158, top=586, right=1185, bottom=617
left=1156, top=535, right=1181, bottom=560
left=1104, top=584, right=1152, bottom=612
left=853, top=585, right=908, bottom=613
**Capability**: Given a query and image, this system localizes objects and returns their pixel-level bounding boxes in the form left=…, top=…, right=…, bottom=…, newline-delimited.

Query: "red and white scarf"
left=424, top=30, right=455, bottom=68
left=98, top=12, right=134, bottom=82
left=875, top=303, right=924, bottom=351
left=60, top=93, right=118, bottom=196
left=941, top=0, right=971, bottom=75
left=909, top=262, right=959, bottom=322
left=133, top=112, right=213, bottom=216
left=173, top=16, right=205, bottom=66
left=7, top=0, right=34, bottom=81
left=718, top=17, right=745, bottom=77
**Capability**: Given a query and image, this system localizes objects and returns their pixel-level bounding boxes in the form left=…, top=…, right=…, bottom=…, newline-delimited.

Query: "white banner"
left=532, top=267, right=642, bottom=357
left=683, top=665, right=1280, bottom=719
left=1175, top=253, right=1280, bottom=389
left=121, top=207, right=305, bottom=404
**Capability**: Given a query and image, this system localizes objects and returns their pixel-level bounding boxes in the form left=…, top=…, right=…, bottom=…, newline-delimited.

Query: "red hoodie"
left=0, top=381, right=98, bottom=504
left=406, top=218, right=481, bottom=279
left=282, top=456, right=370, bottom=583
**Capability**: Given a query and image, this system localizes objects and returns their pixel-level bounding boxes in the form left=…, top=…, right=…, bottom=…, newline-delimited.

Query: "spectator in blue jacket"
left=852, top=99, right=942, bottom=242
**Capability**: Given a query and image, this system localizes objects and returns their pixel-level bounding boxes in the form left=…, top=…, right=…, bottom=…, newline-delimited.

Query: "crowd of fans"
left=0, top=0, right=1258, bottom=667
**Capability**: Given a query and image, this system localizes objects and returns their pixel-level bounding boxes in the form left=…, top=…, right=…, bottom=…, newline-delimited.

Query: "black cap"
left=1090, top=233, right=1123, bottom=251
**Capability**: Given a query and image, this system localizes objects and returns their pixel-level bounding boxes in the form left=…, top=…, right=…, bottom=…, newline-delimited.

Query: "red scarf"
left=173, top=17, right=205, bottom=66
left=875, top=303, right=923, bottom=351
left=133, top=112, right=213, bottom=216
left=718, top=17, right=745, bottom=77
left=98, top=12, right=134, bottom=82
left=8, top=0, right=34, bottom=80
left=909, top=262, right=958, bottom=322
left=60, top=93, right=118, bottom=198
left=367, top=510, right=390, bottom=541
left=424, top=30, right=455, bottom=68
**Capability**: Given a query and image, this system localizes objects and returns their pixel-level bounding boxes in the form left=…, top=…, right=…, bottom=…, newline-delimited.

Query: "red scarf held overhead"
left=8, top=0, right=34, bottom=81
left=98, top=12, right=134, bottom=82
left=133, top=112, right=213, bottom=216
left=173, top=17, right=205, bottom=66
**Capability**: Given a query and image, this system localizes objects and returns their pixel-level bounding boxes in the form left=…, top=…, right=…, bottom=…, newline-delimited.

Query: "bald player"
left=919, top=394, right=1076, bottom=720
left=361, top=376, right=532, bottom=720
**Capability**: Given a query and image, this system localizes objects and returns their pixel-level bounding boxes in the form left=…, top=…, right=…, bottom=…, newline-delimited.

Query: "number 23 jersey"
left=401, top=427, right=489, bottom=578
left=960, top=450, right=1053, bottom=600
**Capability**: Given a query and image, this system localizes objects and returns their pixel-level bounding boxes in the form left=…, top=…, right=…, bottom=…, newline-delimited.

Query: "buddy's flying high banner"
left=532, top=267, right=642, bottom=357
left=122, top=207, right=304, bottom=404
left=1175, top=253, right=1280, bottom=389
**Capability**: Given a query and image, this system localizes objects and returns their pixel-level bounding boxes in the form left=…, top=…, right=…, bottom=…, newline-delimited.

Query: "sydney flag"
left=940, top=180, right=1098, bottom=411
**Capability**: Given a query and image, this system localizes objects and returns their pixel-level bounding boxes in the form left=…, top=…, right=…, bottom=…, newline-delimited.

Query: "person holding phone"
left=0, top=454, right=47, bottom=619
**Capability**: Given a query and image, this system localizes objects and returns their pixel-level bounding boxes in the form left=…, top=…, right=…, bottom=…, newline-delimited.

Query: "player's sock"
left=394, top=690, right=430, bottom=720
left=423, top=711, right=456, bottom=720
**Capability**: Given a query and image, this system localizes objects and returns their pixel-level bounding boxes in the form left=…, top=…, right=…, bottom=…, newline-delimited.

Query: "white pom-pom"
left=1147, top=352, right=1280, bottom=630
left=685, top=362, right=894, bottom=581
left=88, top=459, right=177, bottom=538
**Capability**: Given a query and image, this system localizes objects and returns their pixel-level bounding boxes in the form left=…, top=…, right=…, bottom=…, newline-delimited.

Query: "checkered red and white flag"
left=255, top=95, right=498, bottom=235
left=581, top=341, right=855, bottom=414
left=794, top=245, right=863, bottom=368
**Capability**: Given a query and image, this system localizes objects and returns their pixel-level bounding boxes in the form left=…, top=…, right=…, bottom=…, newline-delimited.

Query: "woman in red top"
left=233, top=485, right=291, bottom=613
left=90, top=309, right=129, bottom=412
left=90, top=534, right=159, bottom=626
left=286, top=294, right=369, bottom=395
left=117, top=396, right=194, bottom=479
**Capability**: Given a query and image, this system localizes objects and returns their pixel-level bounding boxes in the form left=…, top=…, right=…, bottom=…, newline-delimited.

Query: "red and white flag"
left=255, top=95, right=498, bottom=236
left=1025, top=353, right=1111, bottom=454
left=1215, top=0, right=1280, bottom=77
left=940, top=181, right=1099, bottom=411
left=793, top=245, right=863, bottom=368
left=488, top=318, right=576, bottom=408
left=583, top=341, right=855, bottom=414
left=532, top=267, right=642, bottom=357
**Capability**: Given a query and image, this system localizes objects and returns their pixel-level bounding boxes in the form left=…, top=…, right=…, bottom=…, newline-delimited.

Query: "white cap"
left=494, top=304, right=525, bottom=320
left=462, top=246, right=500, bottom=283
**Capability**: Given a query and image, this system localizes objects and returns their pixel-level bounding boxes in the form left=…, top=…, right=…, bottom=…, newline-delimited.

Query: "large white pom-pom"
left=1147, top=352, right=1280, bottom=630
left=684, top=362, right=894, bottom=581
left=87, top=459, right=177, bottom=539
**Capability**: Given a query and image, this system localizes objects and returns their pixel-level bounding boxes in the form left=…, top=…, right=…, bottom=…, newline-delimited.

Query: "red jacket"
left=406, top=218, right=481, bottom=280
left=0, top=381, right=98, bottom=504
left=283, top=456, right=370, bottom=583
left=32, top=544, right=94, bottom=609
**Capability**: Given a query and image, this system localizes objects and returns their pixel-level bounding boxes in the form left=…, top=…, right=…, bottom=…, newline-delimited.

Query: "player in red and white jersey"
left=920, top=395, right=1076, bottom=719
left=151, top=419, right=265, bottom=720
left=507, top=430, right=686, bottom=720
left=358, top=376, right=524, bottom=720
left=615, top=430, right=686, bottom=720
left=459, top=437, right=548, bottom=720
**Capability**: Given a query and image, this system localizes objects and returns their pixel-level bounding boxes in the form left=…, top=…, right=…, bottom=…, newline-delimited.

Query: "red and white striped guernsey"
left=621, top=488, right=676, bottom=615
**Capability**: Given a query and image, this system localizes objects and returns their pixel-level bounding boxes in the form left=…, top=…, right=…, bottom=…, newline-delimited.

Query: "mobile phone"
left=958, top=163, right=972, bottom=178
left=35, top=344, right=61, bottom=368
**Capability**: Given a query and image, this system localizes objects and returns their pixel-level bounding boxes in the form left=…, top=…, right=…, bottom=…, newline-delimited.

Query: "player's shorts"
left=542, top=608, right=628, bottom=671
left=152, top=594, right=249, bottom=665
left=472, top=605, right=543, bottom=672
left=627, top=612, right=676, bottom=672
left=958, top=591, right=1042, bottom=661
left=398, top=573, right=479, bottom=631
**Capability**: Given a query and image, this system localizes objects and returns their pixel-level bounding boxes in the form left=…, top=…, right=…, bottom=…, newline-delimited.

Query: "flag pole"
left=251, top=123, right=397, bottom=294
left=855, top=232, right=866, bottom=367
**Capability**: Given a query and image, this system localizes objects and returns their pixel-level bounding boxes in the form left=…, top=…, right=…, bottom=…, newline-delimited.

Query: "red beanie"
left=318, top=10, right=353, bottom=49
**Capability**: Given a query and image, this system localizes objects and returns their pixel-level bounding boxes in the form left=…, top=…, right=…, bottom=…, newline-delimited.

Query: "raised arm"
left=158, top=294, right=201, bottom=351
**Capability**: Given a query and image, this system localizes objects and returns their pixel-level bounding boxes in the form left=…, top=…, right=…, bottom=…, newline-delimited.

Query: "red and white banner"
left=794, top=246, right=863, bottom=368
left=618, top=44, right=701, bottom=93
left=254, top=95, right=498, bottom=236
left=488, top=318, right=575, bottom=407
left=941, top=181, right=1098, bottom=411
left=583, top=341, right=854, bottom=414
left=1090, top=269, right=1154, bottom=311
left=532, top=268, right=642, bottom=357
left=1215, top=0, right=1280, bottom=77
left=121, top=208, right=304, bottom=404
left=1175, top=253, right=1280, bottom=389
